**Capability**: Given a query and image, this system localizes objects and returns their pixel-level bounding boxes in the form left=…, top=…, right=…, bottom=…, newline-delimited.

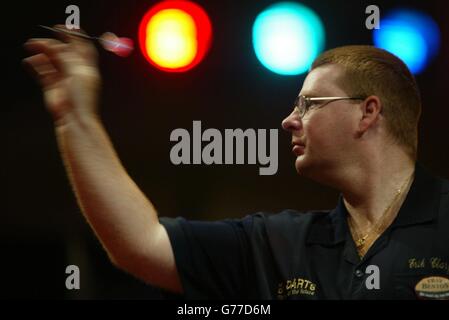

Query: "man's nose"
left=281, top=109, right=302, bottom=133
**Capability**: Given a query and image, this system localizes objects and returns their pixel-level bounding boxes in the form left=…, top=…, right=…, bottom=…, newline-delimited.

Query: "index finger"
left=51, top=24, right=98, bottom=62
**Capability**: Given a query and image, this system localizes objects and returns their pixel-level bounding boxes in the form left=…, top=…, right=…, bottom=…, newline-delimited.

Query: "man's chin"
left=294, top=155, right=321, bottom=179
left=294, top=156, right=309, bottom=175
left=294, top=155, right=336, bottom=187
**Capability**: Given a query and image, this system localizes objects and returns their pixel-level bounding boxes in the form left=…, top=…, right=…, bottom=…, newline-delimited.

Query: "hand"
left=23, top=25, right=101, bottom=125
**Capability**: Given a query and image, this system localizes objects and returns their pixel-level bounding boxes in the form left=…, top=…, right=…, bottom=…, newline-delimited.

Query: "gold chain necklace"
left=348, top=173, right=413, bottom=257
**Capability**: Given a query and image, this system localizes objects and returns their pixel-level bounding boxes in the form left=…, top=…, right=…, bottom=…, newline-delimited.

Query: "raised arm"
left=23, top=26, right=182, bottom=293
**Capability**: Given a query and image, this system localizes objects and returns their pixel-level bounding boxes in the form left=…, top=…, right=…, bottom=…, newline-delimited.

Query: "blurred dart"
left=38, top=25, right=134, bottom=57
left=98, top=32, right=134, bottom=57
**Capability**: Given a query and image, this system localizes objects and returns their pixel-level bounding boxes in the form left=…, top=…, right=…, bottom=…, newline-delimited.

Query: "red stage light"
left=138, top=0, right=212, bottom=72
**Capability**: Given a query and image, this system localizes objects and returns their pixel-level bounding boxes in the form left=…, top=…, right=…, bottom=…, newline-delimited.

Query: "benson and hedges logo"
left=415, top=276, right=449, bottom=300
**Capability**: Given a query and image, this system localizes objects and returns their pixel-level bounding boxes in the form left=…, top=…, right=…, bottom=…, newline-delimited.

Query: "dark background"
left=3, top=0, right=449, bottom=298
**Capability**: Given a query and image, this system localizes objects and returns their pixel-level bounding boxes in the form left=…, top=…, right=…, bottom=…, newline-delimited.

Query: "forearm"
left=24, top=34, right=181, bottom=291
left=55, top=112, right=159, bottom=265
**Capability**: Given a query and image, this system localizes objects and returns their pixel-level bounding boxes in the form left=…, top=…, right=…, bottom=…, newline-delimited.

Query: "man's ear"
left=358, top=95, right=382, bottom=135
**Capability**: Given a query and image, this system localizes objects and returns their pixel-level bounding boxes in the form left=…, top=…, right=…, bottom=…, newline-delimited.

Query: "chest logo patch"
left=277, top=277, right=317, bottom=299
left=415, top=276, right=449, bottom=300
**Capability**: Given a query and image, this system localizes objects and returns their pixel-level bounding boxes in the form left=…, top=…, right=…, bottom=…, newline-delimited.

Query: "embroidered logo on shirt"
left=277, top=277, right=317, bottom=299
left=414, top=276, right=449, bottom=300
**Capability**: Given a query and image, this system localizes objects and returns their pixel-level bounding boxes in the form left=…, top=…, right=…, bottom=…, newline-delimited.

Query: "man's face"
left=282, top=64, right=360, bottom=179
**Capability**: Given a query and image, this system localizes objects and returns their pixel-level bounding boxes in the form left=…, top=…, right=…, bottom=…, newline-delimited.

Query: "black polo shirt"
left=159, top=164, right=449, bottom=299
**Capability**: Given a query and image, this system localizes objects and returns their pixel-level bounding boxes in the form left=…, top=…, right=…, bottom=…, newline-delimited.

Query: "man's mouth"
left=292, top=145, right=305, bottom=156
left=292, top=140, right=305, bottom=156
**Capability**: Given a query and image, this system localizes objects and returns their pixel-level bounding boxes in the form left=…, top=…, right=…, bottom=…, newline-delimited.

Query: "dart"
left=38, top=25, right=134, bottom=57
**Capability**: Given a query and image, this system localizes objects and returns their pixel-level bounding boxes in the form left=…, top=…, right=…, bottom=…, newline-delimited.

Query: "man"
left=24, top=27, right=449, bottom=299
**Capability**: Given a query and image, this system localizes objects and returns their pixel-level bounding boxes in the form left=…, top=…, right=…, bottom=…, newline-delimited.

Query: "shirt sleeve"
left=159, top=216, right=252, bottom=299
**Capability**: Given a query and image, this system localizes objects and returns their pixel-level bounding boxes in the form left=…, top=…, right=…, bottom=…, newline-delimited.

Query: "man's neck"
left=339, top=151, right=415, bottom=231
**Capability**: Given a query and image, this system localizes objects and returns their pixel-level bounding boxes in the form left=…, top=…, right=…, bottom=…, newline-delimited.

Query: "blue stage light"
left=373, top=9, right=440, bottom=74
left=252, top=2, right=325, bottom=76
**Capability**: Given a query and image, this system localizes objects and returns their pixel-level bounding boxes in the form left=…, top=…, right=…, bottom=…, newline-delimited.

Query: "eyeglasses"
left=293, top=95, right=366, bottom=118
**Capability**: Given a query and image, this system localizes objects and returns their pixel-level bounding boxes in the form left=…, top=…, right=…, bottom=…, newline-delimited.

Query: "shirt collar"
left=306, top=163, right=442, bottom=246
left=392, top=163, right=441, bottom=227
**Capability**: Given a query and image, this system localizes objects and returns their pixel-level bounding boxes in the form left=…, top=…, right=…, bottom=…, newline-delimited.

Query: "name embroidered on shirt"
left=430, top=257, right=449, bottom=274
left=408, top=257, right=449, bottom=274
